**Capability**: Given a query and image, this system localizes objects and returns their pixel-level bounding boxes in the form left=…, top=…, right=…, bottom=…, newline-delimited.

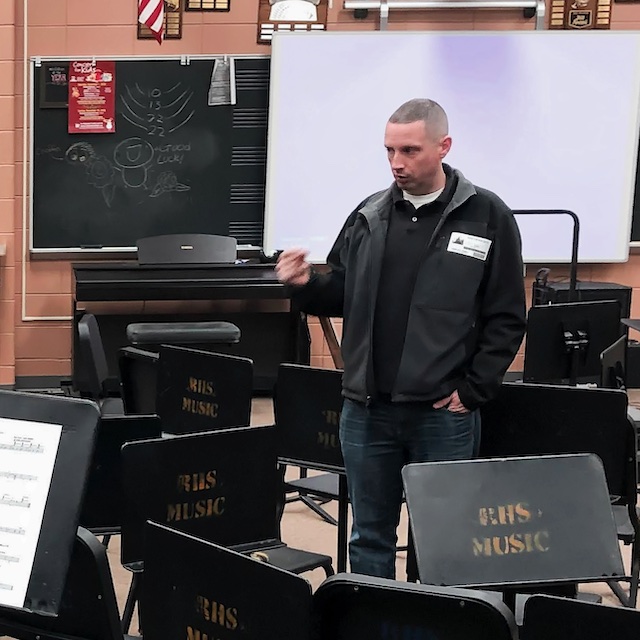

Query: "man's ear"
left=440, top=135, right=452, bottom=159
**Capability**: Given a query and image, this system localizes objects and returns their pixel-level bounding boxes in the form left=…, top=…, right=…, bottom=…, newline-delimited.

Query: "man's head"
left=384, top=98, right=452, bottom=195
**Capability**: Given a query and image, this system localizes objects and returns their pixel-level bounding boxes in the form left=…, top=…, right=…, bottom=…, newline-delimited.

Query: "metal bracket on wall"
left=344, top=0, right=546, bottom=29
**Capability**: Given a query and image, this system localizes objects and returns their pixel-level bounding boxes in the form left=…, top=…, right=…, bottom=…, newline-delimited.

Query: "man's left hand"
left=433, top=390, right=470, bottom=414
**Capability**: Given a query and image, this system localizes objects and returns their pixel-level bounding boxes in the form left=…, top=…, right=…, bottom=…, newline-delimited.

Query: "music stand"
left=0, top=391, right=100, bottom=615
left=143, top=522, right=313, bottom=640
left=600, top=335, right=627, bottom=390
left=524, top=300, right=621, bottom=385
left=402, top=453, right=625, bottom=608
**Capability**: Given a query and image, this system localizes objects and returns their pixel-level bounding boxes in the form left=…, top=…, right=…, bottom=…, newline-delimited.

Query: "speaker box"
left=532, top=281, right=632, bottom=319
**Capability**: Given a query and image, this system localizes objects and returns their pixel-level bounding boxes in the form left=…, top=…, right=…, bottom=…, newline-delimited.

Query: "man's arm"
left=456, top=208, right=527, bottom=411
left=277, top=209, right=359, bottom=318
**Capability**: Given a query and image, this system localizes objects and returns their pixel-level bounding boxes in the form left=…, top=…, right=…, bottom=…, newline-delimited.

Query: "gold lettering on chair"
left=472, top=502, right=549, bottom=557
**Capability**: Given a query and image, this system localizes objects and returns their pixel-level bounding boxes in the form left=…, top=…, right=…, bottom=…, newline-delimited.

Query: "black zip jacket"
left=290, top=166, right=526, bottom=410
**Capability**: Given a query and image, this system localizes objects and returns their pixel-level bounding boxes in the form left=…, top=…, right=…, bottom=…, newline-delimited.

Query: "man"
left=276, top=98, right=526, bottom=579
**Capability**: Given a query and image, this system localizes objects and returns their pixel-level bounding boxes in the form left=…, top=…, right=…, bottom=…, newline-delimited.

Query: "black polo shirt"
left=372, top=168, right=458, bottom=397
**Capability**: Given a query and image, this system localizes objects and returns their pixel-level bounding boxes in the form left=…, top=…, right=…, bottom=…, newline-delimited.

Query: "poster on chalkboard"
left=68, top=60, right=116, bottom=134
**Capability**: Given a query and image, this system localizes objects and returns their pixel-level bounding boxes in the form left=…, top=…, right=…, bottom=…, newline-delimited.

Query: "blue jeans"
left=339, top=397, right=479, bottom=579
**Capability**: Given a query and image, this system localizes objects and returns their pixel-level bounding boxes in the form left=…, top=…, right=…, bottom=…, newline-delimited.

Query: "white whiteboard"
left=264, top=31, right=640, bottom=264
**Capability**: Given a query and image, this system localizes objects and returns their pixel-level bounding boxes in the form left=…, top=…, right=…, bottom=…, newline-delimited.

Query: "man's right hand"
left=275, top=248, right=312, bottom=286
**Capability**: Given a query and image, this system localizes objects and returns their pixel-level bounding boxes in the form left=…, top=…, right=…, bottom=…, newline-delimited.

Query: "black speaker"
left=532, top=281, right=632, bottom=318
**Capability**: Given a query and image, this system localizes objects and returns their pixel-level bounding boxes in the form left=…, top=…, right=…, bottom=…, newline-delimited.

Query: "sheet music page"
left=0, top=418, right=62, bottom=608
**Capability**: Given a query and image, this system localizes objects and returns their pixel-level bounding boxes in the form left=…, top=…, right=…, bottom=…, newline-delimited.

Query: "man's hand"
left=433, top=390, right=470, bottom=414
left=275, top=248, right=312, bottom=287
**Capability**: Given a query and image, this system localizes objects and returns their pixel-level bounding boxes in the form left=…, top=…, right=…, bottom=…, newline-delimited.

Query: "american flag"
left=138, top=0, right=164, bottom=44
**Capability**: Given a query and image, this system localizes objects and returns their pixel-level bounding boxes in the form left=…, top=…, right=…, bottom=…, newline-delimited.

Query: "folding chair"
left=0, top=527, right=136, bottom=640
left=480, top=383, right=639, bottom=607
left=275, top=363, right=349, bottom=571
left=521, top=593, right=640, bottom=639
left=315, top=574, right=517, bottom=640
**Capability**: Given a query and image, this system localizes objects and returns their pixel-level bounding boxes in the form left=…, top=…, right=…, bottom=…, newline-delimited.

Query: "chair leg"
left=299, top=495, right=339, bottom=526
left=629, top=539, right=640, bottom=607
left=607, top=579, right=631, bottom=607
left=121, top=573, right=141, bottom=634
left=337, top=476, right=349, bottom=573
left=102, top=534, right=112, bottom=548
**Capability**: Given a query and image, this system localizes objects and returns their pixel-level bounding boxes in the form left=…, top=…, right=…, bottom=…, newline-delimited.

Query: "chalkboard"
left=31, top=56, right=269, bottom=252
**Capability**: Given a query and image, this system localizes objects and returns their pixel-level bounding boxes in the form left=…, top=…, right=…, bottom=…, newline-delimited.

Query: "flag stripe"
left=138, top=0, right=164, bottom=43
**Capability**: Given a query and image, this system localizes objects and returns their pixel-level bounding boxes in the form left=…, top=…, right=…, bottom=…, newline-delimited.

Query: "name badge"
left=447, top=232, right=492, bottom=261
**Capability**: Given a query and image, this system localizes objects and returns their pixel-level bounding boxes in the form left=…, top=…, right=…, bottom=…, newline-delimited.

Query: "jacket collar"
left=359, top=164, right=477, bottom=227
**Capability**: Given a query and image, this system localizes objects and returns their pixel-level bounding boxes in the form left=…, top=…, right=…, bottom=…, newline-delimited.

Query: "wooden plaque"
left=549, top=0, right=611, bottom=29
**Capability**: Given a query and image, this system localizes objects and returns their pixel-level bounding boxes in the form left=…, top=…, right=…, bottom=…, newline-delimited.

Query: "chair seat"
left=252, top=545, right=334, bottom=576
left=613, top=504, right=640, bottom=543
left=286, top=472, right=340, bottom=499
left=126, top=321, right=240, bottom=346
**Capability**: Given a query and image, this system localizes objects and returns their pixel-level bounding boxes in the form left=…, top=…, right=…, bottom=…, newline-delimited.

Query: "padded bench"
left=126, top=321, right=241, bottom=347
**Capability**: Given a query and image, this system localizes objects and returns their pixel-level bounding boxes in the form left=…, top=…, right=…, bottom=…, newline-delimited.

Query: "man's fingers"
left=432, top=394, right=452, bottom=409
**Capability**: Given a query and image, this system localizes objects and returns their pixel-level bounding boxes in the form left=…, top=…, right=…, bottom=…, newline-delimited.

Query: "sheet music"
left=0, top=418, right=62, bottom=608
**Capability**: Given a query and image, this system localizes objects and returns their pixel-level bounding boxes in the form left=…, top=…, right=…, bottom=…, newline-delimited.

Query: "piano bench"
left=126, top=321, right=241, bottom=347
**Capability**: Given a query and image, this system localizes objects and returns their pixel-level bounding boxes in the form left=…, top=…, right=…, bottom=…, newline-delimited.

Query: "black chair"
left=521, top=594, right=640, bottom=639
left=120, top=425, right=333, bottom=632
left=76, top=313, right=124, bottom=414
left=0, top=527, right=136, bottom=640
left=480, top=382, right=639, bottom=607
left=142, top=522, right=313, bottom=640
left=314, top=574, right=517, bottom=640
left=275, top=363, right=349, bottom=571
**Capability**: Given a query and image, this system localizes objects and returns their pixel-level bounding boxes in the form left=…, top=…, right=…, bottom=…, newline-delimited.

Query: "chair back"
left=79, top=414, right=162, bottom=534
left=275, top=363, right=344, bottom=472
left=156, top=344, right=252, bottom=434
left=137, top=233, right=237, bottom=265
left=314, top=574, right=517, bottom=640
left=77, top=313, right=109, bottom=398
left=121, top=424, right=279, bottom=566
left=0, top=528, right=123, bottom=640
left=479, top=383, right=636, bottom=500
left=143, top=522, right=312, bottom=640
left=118, top=346, right=159, bottom=414
left=521, top=593, right=640, bottom=639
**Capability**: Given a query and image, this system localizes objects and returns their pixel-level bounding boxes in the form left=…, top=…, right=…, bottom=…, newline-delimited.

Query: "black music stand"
left=143, top=522, right=312, bottom=640
left=315, top=574, right=517, bottom=640
left=524, top=300, right=622, bottom=385
left=521, top=593, right=640, bottom=639
left=156, top=344, right=252, bottom=434
left=118, top=346, right=159, bottom=414
left=402, top=454, right=625, bottom=610
left=0, top=391, right=100, bottom=615
left=79, top=414, right=162, bottom=536
left=600, top=335, right=627, bottom=390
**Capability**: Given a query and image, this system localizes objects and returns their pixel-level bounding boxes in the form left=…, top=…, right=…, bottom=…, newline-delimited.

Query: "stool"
left=126, top=321, right=240, bottom=347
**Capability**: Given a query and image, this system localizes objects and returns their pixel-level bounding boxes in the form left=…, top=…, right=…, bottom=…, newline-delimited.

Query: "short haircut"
left=388, top=99, right=449, bottom=140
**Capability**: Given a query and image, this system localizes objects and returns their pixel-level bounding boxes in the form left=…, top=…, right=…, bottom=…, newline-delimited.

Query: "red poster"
left=68, top=60, right=116, bottom=134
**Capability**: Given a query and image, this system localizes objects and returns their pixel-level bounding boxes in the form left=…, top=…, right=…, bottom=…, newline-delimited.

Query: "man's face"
left=384, top=120, right=451, bottom=195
